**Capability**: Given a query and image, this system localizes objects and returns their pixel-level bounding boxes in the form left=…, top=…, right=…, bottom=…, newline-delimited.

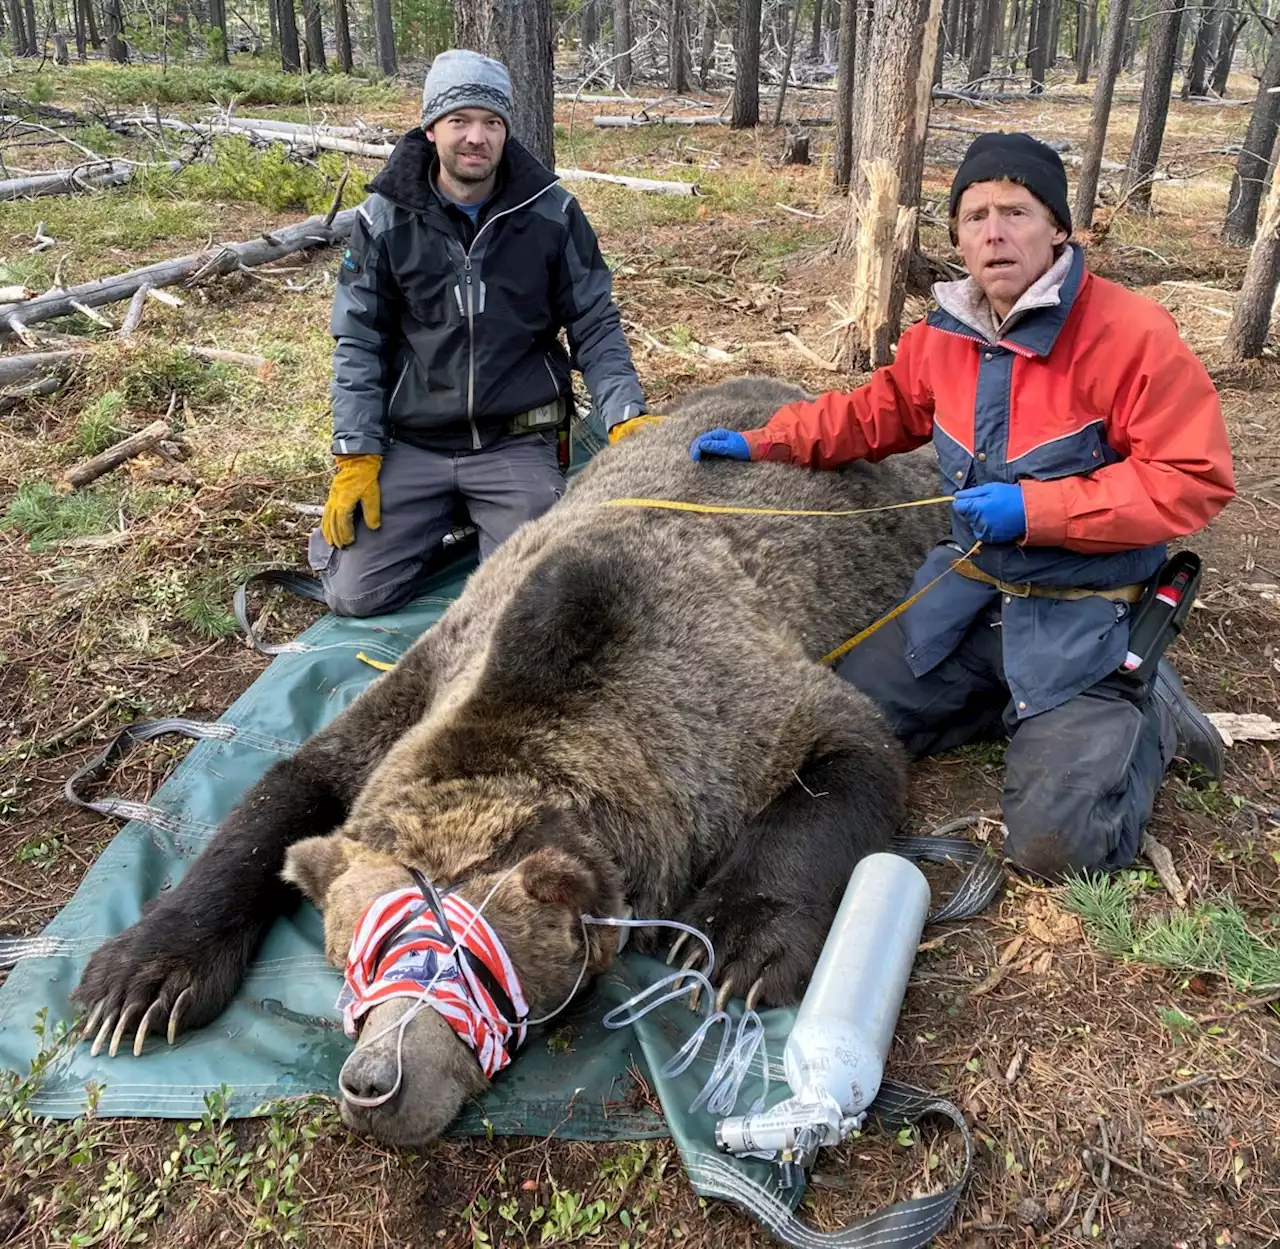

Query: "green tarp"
left=0, top=554, right=808, bottom=1215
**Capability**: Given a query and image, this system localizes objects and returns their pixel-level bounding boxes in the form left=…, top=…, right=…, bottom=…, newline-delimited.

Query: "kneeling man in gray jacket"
left=315, top=49, right=647, bottom=617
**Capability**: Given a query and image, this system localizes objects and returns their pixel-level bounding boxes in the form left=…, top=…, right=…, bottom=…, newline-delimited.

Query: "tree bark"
left=810, top=0, right=826, bottom=58
left=267, top=0, right=278, bottom=47
left=456, top=0, right=554, bottom=167
left=53, top=31, right=69, bottom=61
left=333, top=0, right=353, bottom=72
left=207, top=0, right=229, bottom=62
left=839, top=0, right=943, bottom=366
left=1183, top=0, right=1221, bottom=97
left=1210, top=13, right=1243, bottom=97
left=302, top=0, right=326, bottom=70
left=84, top=0, right=99, bottom=48
left=834, top=0, right=858, bottom=187
left=1075, top=0, right=1096, bottom=82
left=21, top=0, right=37, bottom=56
left=698, top=0, right=716, bottom=85
left=371, top=0, right=396, bottom=73
left=4, top=0, right=30, bottom=55
left=669, top=0, right=690, bottom=91
left=277, top=0, right=301, bottom=70
left=582, top=0, right=598, bottom=48
left=1224, top=30, right=1280, bottom=245
left=1074, top=0, right=1131, bottom=228
left=1225, top=141, right=1280, bottom=359
left=103, top=0, right=127, bottom=61
left=1026, top=0, right=1051, bottom=92
left=773, top=0, right=804, bottom=123
left=730, top=0, right=762, bottom=127
left=1123, top=0, right=1141, bottom=70
left=73, top=0, right=85, bottom=58
left=613, top=0, right=633, bottom=85
left=1121, top=0, right=1185, bottom=211
left=968, top=0, right=998, bottom=83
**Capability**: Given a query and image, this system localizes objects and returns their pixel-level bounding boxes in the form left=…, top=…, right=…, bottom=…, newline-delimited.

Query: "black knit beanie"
left=948, top=132, right=1071, bottom=235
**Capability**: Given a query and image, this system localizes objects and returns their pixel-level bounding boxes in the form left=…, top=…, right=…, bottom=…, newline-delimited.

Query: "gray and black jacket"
left=330, top=128, right=646, bottom=456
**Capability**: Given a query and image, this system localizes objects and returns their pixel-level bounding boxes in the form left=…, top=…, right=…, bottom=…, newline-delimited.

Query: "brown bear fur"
left=74, top=377, right=943, bottom=1145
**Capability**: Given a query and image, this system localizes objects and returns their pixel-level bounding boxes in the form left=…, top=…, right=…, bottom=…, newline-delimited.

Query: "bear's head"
left=281, top=817, right=624, bottom=1146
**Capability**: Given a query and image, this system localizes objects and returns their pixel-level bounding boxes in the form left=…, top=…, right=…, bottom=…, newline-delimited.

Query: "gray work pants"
left=836, top=605, right=1173, bottom=879
left=309, top=432, right=564, bottom=618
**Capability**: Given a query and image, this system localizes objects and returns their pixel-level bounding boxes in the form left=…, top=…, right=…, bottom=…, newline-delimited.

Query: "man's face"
left=427, top=108, right=507, bottom=184
left=954, top=180, right=1069, bottom=317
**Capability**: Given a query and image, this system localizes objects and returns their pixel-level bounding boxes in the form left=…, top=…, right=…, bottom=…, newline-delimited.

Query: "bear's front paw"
left=674, top=892, right=824, bottom=1012
left=72, top=911, right=248, bottom=1058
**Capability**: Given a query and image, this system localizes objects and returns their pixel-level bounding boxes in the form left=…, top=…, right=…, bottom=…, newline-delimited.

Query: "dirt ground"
left=2, top=57, right=1279, bottom=1249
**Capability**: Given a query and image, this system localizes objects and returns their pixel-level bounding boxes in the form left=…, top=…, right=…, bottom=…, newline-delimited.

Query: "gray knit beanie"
left=422, top=49, right=514, bottom=132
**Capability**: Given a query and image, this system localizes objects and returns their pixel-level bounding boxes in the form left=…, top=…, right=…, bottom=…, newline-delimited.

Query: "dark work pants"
left=836, top=605, right=1172, bottom=879
left=308, top=432, right=565, bottom=618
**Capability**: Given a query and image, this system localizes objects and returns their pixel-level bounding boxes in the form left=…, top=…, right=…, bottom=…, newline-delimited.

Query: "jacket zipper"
left=460, top=182, right=559, bottom=450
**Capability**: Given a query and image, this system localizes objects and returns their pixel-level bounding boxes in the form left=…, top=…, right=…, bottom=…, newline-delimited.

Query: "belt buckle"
left=1004, top=580, right=1032, bottom=599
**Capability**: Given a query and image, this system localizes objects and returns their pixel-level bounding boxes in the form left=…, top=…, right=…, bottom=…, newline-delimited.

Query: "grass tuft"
left=70, top=390, right=129, bottom=457
left=1, top=482, right=120, bottom=550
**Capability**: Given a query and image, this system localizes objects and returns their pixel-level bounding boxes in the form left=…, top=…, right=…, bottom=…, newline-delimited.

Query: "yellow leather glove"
left=321, top=453, right=382, bottom=548
left=608, top=414, right=665, bottom=444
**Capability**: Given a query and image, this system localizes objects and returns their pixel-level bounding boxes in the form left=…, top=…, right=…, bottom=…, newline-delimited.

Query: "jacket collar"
left=367, top=127, right=558, bottom=217
left=927, top=244, right=1086, bottom=357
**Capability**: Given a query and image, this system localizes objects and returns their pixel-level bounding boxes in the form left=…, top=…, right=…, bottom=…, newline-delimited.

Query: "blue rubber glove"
left=952, top=482, right=1027, bottom=544
left=689, top=429, right=750, bottom=462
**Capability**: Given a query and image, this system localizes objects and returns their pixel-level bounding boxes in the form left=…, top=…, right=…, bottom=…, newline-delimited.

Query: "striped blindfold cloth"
left=335, top=881, right=529, bottom=1080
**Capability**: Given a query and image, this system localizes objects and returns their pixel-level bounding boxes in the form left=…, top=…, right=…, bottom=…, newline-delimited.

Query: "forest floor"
left=1, top=55, right=1278, bottom=1249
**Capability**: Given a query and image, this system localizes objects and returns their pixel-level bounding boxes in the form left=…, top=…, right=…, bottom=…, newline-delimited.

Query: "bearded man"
left=315, top=50, right=647, bottom=617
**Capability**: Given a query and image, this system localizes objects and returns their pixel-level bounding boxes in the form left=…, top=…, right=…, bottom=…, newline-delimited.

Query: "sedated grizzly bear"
left=73, top=378, right=943, bottom=1145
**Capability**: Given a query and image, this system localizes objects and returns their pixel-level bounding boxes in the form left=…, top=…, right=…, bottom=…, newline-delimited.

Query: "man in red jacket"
left=690, top=132, right=1236, bottom=879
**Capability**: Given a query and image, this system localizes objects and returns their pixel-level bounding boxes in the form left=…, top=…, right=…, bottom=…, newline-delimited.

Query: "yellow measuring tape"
left=604, top=495, right=954, bottom=519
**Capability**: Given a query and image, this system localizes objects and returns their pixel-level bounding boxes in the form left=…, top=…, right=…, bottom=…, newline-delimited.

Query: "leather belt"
left=953, top=558, right=1146, bottom=604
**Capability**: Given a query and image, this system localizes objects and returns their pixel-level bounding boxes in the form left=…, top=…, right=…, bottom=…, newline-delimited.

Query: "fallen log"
left=211, top=116, right=376, bottom=138
left=59, top=419, right=171, bottom=491
left=0, top=375, right=63, bottom=415
left=592, top=113, right=729, bottom=127
left=0, top=349, right=85, bottom=387
left=0, top=208, right=357, bottom=331
left=0, top=160, right=181, bottom=202
left=555, top=168, right=699, bottom=195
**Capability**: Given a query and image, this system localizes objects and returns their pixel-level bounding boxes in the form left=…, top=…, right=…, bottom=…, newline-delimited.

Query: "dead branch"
left=592, top=113, right=729, bottom=127
left=0, top=208, right=357, bottom=332
left=1140, top=831, right=1189, bottom=907
left=58, top=419, right=171, bottom=491
left=0, top=374, right=63, bottom=414
left=556, top=168, right=699, bottom=195
left=0, top=159, right=181, bottom=202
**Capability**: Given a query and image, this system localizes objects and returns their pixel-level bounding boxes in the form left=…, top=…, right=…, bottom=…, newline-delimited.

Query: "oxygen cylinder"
left=782, top=852, right=931, bottom=1118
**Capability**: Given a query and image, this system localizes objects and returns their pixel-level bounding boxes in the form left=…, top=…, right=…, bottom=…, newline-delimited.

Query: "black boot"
left=1151, top=660, right=1225, bottom=781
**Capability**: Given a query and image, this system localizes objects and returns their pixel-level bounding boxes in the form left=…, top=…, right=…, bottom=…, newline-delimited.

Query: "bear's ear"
left=281, top=834, right=354, bottom=906
left=517, top=847, right=602, bottom=914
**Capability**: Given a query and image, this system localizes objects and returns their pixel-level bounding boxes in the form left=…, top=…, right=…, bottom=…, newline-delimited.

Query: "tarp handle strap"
left=63, top=717, right=235, bottom=822
left=233, top=569, right=326, bottom=656
left=708, top=1080, right=973, bottom=1249
left=891, top=820, right=1006, bottom=924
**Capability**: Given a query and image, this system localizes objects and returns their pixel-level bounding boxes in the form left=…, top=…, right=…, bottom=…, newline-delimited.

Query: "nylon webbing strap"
left=693, top=1080, right=973, bottom=1249
left=63, top=717, right=236, bottom=823
left=233, top=569, right=326, bottom=655
left=891, top=821, right=1006, bottom=924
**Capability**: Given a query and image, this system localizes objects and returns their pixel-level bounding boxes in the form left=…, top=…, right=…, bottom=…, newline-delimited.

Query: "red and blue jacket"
left=743, top=247, right=1236, bottom=717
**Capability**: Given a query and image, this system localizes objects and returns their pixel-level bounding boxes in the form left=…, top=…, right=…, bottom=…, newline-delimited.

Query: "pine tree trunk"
left=104, top=0, right=127, bottom=61
left=961, top=0, right=975, bottom=59
left=1123, top=0, right=1141, bottom=71
left=1183, top=0, right=1220, bottom=97
left=333, top=0, right=352, bottom=71
left=968, top=0, right=997, bottom=83
left=22, top=0, right=38, bottom=54
left=839, top=0, right=943, bottom=365
left=945, top=0, right=960, bottom=58
left=582, top=0, right=598, bottom=48
left=613, top=0, right=633, bottom=86
left=1074, top=0, right=1130, bottom=228
left=207, top=0, right=229, bottom=62
left=1210, top=14, right=1242, bottom=98
left=834, top=0, right=858, bottom=187
left=773, top=0, right=803, bottom=123
left=278, top=0, right=302, bottom=70
left=730, top=0, right=762, bottom=127
left=810, top=0, right=826, bottom=58
left=4, top=0, right=28, bottom=55
left=669, top=0, right=690, bottom=91
left=371, top=0, right=395, bottom=73
left=1225, top=143, right=1280, bottom=359
left=267, top=0, right=278, bottom=47
left=1224, top=30, right=1280, bottom=245
left=1121, top=0, right=1185, bottom=211
left=1047, top=0, right=1062, bottom=73
left=465, top=0, right=555, bottom=168
left=698, top=0, right=716, bottom=85
left=85, top=0, right=99, bottom=48
left=301, top=0, right=325, bottom=69
left=1027, top=0, right=1051, bottom=91
left=73, top=0, right=85, bottom=58
left=1075, top=0, right=1096, bottom=82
